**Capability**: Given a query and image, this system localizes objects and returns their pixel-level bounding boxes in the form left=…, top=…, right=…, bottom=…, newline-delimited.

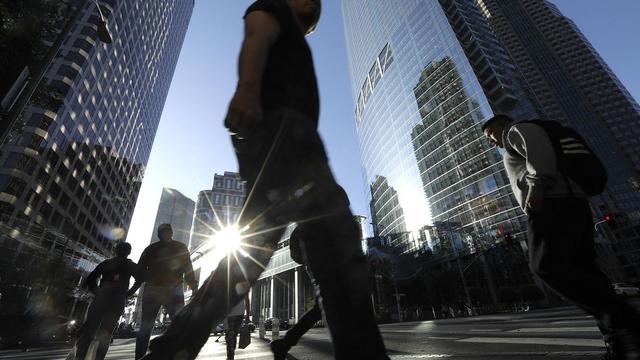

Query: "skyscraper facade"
left=342, top=0, right=537, bottom=256
left=149, top=188, right=195, bottom=246
left=189, top=172, right=246, bottom=252
left=0, top=0, right=193, bottom=259
left=0, top=0, right=193, bottom=328
left=472, top=0, right=640, bottom=280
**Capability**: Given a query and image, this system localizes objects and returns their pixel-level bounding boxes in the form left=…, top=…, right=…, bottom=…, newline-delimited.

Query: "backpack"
left=505, top=120, right=607, bottom=196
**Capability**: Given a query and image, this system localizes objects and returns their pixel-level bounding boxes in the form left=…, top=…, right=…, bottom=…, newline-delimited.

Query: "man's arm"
left=85, top=262, right=104, bottom=292
left=244, top=294, right=251, bottom=321
left=506, top=123, right=558, bottom=210
left=182, top=245, right=198, bottom=291
left=127, top=261, right=142, bottom=297
left=224, top=10, right=281, bottom=135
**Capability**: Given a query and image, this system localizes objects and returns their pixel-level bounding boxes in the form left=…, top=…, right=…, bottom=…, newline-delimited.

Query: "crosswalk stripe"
left=551, top=319, right=595, bottom=325
left=456, top=337, right=604, bottom=347
left=198, top=351, right=273, bottom=359
left=508, top=326, right=599, bottom=333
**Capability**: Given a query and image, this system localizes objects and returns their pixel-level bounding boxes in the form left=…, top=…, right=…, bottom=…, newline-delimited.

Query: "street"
left=0, top=306, right=610, bottom=360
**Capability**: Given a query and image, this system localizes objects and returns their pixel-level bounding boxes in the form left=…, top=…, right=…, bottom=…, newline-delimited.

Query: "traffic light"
left=503, top=233, right=513, bottom=244
left=603, top=214, right=618, bottom=229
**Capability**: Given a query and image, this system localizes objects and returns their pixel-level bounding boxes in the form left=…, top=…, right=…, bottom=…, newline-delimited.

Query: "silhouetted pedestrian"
left=134, top=223, right=198, bottom=359
left=224, top=295, right=250, bottom=360
left=483, top=114, right=640, bottom=360
left=141, top=1, right=388, bottom=359
left=270, top=223, right=322, bottom=360
left=74, top=242, right=138, bottom=360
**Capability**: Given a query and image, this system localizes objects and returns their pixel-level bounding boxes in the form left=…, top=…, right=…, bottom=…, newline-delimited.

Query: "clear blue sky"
left=126, top=0, right=640, bottom=260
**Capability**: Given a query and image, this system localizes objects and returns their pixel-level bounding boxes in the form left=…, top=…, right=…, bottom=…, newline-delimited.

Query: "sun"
left=213, top=224, right=244, bottom=254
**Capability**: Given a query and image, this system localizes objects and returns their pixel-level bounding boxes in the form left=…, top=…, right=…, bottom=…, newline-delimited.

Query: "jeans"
left=75, top=287, right=125, bottom=360
left=143, top=110, right=388, bottom=359
left=135, top=284, right=185, bottom=359
left=527, top=197, right=640, bottom=339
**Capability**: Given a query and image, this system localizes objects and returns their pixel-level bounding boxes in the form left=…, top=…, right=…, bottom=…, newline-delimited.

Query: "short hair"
left=157, top=223, right=173, bottom=235
left=116, top=242, right=132, bottom=256
left=306, top=2, right=322, bottom=34
left=481, top=114, right=513, bottom=132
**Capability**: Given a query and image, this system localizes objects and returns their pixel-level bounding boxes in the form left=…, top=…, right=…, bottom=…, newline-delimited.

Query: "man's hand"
left=189, top=282, right=199, bottom=292
left=526, top=195, right=544, bottom=212
left=224, top=83, right=263, bottom=136
left=126, top=288, right=137, bottom=298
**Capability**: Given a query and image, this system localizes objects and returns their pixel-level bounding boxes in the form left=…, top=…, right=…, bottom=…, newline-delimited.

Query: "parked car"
left=613, top=283, right=640, bottom=297
left=263, top=318, right=290, bottom=331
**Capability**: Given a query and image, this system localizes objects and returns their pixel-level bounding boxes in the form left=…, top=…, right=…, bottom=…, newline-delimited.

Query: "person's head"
left=157, top=223, right=173, bottom=242
left=115, top=242, right=132, bottom=258
left=482, top=114, right=513, bottom=148
left=287, top=0, right=322, bottom=35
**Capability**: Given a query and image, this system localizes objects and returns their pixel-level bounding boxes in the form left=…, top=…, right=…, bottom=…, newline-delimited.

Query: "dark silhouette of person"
left=140, top=1, right=389, bottom=359
left=270, top=224, right=321, bottom=360
left=74, top=242, right=138, bottom=360
left=134, top=223, right=198, bottom=359
left=483, top=114, right=640, bottom=360
left=224, top=294, right=250, bottom=360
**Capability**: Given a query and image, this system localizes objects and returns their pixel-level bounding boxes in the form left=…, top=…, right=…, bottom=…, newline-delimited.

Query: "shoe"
left=270, top=338, right=291, bottom=360
left=602, top=343, right=618, bottom=360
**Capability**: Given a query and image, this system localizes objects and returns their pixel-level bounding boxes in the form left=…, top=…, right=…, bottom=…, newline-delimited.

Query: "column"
left=294, top=267, right=299, bottom=321
left=269, top=276, right=274, bottom=319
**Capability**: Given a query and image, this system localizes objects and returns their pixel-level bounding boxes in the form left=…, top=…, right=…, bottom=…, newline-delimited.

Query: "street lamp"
left=93, top=0, right=113, bottom=44
left=0, top=0, right=112, bottom=144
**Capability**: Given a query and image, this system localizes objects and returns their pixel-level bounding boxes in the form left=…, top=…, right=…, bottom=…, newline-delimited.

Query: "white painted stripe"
left=457, top=337, right=604, bottom=347
left=551, top=319, right=596, bottom=325
left=198, top=351, right=274, bottom=359
left=508, top=326, right=599, bottom=333
left=560, top=137, right=579, bottom=143
left=563, top=150, right=591, bottom=155
left=391, top=356, right=452, bottom=359
left=561, top=143, right=586, bottom=149
left=426, top=336, right=461, bottom=340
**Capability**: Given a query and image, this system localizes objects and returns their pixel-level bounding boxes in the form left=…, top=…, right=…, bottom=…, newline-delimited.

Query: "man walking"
left=141, top=0, right=389, bottom=359
left=224, top=294, right=250, bottom=360
left=74, top=242, right=138, bottom=360
left=135, top=223, right=198, bottom=359
left=482, top=114, right=640, bottom=360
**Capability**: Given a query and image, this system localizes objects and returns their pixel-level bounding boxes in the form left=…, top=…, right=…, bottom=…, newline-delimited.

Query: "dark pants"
left=224, top=315, right=243, bottom=359
left=75, top=288, right=125, bottom=360
left=143, top=110, right=388, bottom=360
left=527, top=197, right=640, bottom=339
left=283, top=303, right=322, bottom=347
left=135, top=285, right=184, bottom=359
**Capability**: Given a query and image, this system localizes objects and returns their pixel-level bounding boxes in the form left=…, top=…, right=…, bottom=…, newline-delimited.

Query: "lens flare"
left=213, top=224, right=243, bottom=254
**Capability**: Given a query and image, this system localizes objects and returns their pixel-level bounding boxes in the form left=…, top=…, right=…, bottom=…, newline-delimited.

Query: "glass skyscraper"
left=342, top=0, right=537, bottom=256
left=474, top=0, right=640, bottom=280
left=0, top=0, right=193, bottom=271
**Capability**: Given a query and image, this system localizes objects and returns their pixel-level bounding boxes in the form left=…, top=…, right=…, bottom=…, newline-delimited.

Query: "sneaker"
left=270, top=338, right=291, bottom=360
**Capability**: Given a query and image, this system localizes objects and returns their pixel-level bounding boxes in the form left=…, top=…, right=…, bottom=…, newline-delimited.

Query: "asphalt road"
left=0, top=306, right=615, bottom=360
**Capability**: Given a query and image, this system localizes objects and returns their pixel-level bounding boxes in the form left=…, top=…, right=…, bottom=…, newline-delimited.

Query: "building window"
left=214, top=194, right=221, bottom=205
left=225, top=179, right=232, bottom=189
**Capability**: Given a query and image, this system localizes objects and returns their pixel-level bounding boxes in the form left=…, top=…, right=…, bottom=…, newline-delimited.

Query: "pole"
left=447, top=223, right=473, bottom=309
